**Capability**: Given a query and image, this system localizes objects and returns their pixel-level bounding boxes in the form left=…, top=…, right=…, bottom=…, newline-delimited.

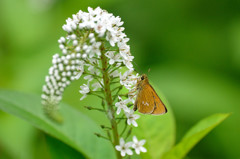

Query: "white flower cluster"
left=42, top=7, right=137, bottom=107
left=115, top=69, right=140, bottom=127
left=62, top=7, right=134, bottom=70
left=115, top=136, right=147, bottom=157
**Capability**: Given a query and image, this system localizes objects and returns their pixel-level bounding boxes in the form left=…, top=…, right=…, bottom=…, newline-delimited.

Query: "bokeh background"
left=0, top=0, right=240, bottom=159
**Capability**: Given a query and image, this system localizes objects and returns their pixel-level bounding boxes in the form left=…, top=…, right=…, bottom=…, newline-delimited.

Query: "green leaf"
left=45, top=135, right=85, bottom=159
left=0, top=90, right=115, bottom=159
left=133, top=86, right=176, bottom=159
left=162, top=113, right=230, bottom=159
left=0, top=112, right=36, bottom=159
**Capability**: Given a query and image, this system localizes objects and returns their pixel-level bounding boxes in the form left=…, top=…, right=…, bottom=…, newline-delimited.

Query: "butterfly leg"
left=133, top=101, right=138, bottom=111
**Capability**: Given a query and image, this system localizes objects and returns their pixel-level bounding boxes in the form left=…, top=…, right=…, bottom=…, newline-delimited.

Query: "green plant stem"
left=101, top=44, right=122, bottom=159
left=89, top=92, right=104, bottom=99
left=120, top=120, right=128, bottom=136
left=94, top=133, right=111, bottom=141
left=84, top=106, right=106, bottom=112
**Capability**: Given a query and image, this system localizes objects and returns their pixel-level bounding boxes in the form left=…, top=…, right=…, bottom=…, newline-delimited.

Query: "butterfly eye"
left=141, top=76, right=144, bottom=80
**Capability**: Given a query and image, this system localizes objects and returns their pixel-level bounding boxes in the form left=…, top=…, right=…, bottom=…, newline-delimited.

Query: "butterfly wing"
left=135, top=84, right=167, bottom=115
left=150, top=85, right=167, bottom=115
left=135, top=86, right=155, bottom=114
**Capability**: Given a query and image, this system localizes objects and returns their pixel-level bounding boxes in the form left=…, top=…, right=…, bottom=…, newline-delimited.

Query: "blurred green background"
left=0, top=0, right=240, bottom=159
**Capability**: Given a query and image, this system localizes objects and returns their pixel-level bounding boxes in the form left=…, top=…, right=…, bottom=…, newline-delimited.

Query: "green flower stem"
left=94, top=133, right=111, bottom=141
left=110, top=76, right=120, bottom=82
left=112, top=85, right=123, bottom=92
left=107, top=130, right=113, bottom=143
left=110, top=81, right=121, bottom=85
left=95, top=77, right=104, bottom=88
left=108, top=65, right=122, bottom=74
left=120, top=120, right=128, bottom=136
left=124, top=127, right=132, bottom=140
left=116, top=117, right=127, bottom=120
left=113, top=93, right=128, bottom=100
left=84, top=61, right=103, bottom=72
left=84, top=106, right=106, bottom=112
left=89, top=92, right=104, bottom=100
left=101, top=125, right=112, bottom=130
left=101, top=44, right=122, bottom=159
left=83, top=72, right=102, bottom=78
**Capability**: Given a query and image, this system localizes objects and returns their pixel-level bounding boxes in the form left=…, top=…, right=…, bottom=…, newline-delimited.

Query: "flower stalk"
left=101, top=46, right=121, bottom=159
left=41, top=7, right=147, bottom=158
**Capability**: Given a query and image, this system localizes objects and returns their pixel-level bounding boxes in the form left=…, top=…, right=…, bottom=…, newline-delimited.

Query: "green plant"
left=0, top=7, right=229, bottom=159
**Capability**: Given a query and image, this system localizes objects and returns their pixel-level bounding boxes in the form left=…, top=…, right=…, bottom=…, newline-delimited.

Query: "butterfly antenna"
left=146, top=68, right=154, bottom=80
left=133, top=60, right=142, bottom=75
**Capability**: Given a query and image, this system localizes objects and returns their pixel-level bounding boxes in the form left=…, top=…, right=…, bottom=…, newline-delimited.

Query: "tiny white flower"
left=66, top=55, right=71, bottom=60
left=73, top=40, right=78, bottom=46
left=105, top=51, right=121, bottom=65
left=59, top=44, right=65, bottom=50
left=123, top=59, right=134, bottom=70
left=76, top=53, right=81, bottom=58
left=58, top=37, right=65, bottom=44
left=70, top=22, right=77, bottom=30
left=132, top=136, right=147, bottom=154
left=106, top=32, right=117, bottom=46
left=120, top=70, right=139, bottom=90
left=120, top=70, right=132, bottom=85
left=94, top=22, right=106, bottom=37
left=90, top=38, right=96, bottom=43
left=74, top=61, right=85, bottom=79
left=92, top=82, right=102, bottom=91
left=62, top=24, right=72, bottom=32
left=84, top=75, right=93, bottom=82
left=70, top=34, right=76, bottom=39
left=88, top=33, right=95, bottom=39
left=75, top=46, right=81, bottom=52
left=91, top=42, right=101, bottom=57
left=115, top=138, right=133, bottom=157
left=52, top=58, right=57, bottom=64
left=125, top=109, right=140, bottom=127
left=88, top=65, right=100, bottom=75
left=110, top=69, right=119, bottom=78
left=82, top=53, right=87, bottom=59
left=83, top=44, right=88, bottom=50
left=62, top=49, right=67, bottom=54
left=115, top=96, right=131, bottom=115
left=79, top=84, right=90, bottom=100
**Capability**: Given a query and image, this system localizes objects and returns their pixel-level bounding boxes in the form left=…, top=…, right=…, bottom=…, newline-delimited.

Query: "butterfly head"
left=136, top=74, right=149, bottom=90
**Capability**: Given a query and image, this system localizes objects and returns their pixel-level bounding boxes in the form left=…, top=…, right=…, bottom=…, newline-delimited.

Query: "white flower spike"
left=41, top=7, right=147, bottom=157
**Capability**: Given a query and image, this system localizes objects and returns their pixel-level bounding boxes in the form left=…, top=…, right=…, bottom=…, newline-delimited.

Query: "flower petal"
left=140, top=147, right=147, bottom=153
left=139, top=139, right=146, bottom=145
left=133, top=136, right=138, bottom=143
left=127, top=119, right=131, bottom=125
left=126, top=141, right=133, bottom=147
left=117, top=107, right=121, bottom=115
left=115, top=145, right=121, bottom=151
left=132, top=120, right=138, bottom=127
left=135, top=148, right=140, bottom=154
left=120, top=138, right=125, bottom=146
left=121, top=151, right=126, bottom=157
left=134, top=114, right=140, bottom=119
left=126, top=149, right=133, bottom=155
left=109, top=59, right=115, bottom=65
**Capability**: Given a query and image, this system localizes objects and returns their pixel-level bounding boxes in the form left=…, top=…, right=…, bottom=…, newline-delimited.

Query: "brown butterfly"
left=133, top=74, right=167, bottom=115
